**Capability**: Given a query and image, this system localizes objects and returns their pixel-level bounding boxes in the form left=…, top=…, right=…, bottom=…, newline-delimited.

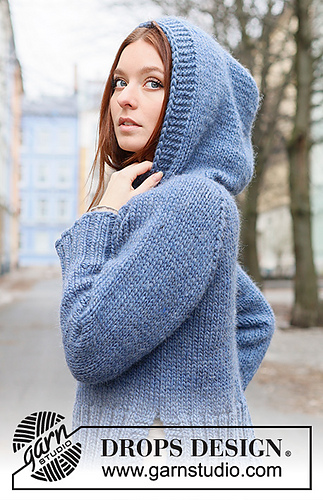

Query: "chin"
left=119, top=142, right=145, bottom=154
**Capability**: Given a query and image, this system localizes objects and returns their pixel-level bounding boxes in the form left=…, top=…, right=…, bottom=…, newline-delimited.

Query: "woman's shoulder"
left=159, top=173, right=238, bottom=213
left=118, top=172, right=239, bottom=232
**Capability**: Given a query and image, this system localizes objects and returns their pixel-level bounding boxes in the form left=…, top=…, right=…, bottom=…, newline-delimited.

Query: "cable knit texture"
left=55, top=16, right=275, bottom=462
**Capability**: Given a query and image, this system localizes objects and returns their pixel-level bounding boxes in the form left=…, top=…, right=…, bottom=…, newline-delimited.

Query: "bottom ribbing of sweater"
left=72, top=401, right=256, bottom=468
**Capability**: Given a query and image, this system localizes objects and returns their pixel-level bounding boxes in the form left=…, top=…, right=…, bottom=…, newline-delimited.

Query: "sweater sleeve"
left=55, top=176, right=231, bottom=384
left=235, top=264, right=275, bottom=390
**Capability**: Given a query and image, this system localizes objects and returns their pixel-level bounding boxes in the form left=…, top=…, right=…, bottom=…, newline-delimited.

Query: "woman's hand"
left=98, top=161, right=163, bottom=211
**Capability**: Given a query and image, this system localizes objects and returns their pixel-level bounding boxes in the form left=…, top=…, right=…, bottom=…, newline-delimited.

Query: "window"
left=21, top=128, right=28, bottom=154
left=58, top=198, right=69, bottom=220
left=58, top=126, right=73, bottom=153
left=57, top=161, right=71, bottom=186
left=19, top=162, right=28, bottom=187
left=37, top=163, right=49, bottom=185
left=19, top=197, right=28, bottom=220
left=37, top=198, right=48, bottom=220
left=19, top=231, right=27, bottom=251
left=34, top=231, right=50, bottom=254
left=36, top=127, right=51, bottom=154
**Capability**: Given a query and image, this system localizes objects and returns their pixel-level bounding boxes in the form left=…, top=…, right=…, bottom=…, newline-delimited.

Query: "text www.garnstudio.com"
left=101, top=463, right=282, bottom=481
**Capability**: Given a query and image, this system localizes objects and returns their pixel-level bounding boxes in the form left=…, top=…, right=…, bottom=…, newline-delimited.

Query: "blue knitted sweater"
left=55, top=17, right=275, bottom=461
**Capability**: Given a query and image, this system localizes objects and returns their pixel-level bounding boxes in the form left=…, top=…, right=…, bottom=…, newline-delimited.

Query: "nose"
left=116, top=83, right=138, bottom=109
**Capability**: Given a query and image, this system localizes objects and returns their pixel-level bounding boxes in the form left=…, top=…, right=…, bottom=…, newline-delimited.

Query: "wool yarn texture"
left=55, top=16, right=275, bottom=464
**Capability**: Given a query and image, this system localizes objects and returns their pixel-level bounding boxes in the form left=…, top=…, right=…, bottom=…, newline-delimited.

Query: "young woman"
left=56, top=17, right=275, bottom=464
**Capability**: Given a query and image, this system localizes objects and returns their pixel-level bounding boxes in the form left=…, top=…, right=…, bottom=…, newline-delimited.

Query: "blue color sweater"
left=55, top=17, right=275, bottom=461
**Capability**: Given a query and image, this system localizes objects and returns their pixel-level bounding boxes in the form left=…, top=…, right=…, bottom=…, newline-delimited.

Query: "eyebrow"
left=114, top=66, right=164, bottom=77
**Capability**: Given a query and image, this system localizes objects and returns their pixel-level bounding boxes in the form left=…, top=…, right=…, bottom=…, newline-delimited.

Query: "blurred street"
left=0, top=266, right=75, bottom=431
left=0, top=266, right=322, bottom=499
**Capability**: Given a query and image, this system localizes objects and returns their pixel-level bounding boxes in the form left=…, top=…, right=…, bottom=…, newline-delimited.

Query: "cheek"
left=110, top=97, right=118, bottom=122
left=149, top=96, right=164, bottom=128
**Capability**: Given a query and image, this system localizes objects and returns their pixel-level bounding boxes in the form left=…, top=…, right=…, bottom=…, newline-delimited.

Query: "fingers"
left=124, top=161, right=153, bottom=182
left=134, top=170, right=163, bottom=195
left=106, top=161, right=163, bottom=210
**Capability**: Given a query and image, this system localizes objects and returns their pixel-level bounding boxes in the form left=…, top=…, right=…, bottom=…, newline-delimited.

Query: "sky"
left=9, top=0, right=163, bottom=98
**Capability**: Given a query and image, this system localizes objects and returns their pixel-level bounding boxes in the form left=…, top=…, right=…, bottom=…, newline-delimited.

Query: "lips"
left=118, top=117, right=141, bottom=127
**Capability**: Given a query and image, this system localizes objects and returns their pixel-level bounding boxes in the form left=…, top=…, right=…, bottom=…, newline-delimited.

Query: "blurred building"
left=257, top=154, right=323, bottom=278
left=0, top=0, right=23, bottom=274
left=19, top=95, right=79, bottom=266
left=77, top=79, right=105, bottom=213
left=255, top=9, right=323, bottom=278
left=257, top=154, right=294, bottom=278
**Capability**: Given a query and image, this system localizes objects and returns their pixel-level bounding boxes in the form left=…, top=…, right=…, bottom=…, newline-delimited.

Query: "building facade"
left=77, top=79, right=105, bottom=213
left=0, top=0, right=23, bottom=274
left=19, top=96, right=79, bottom=266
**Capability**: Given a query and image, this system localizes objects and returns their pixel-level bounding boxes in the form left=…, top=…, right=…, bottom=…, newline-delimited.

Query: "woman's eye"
left=145, top=79, right=163, bottom=89
left=113, top=78, right=127, bottom=89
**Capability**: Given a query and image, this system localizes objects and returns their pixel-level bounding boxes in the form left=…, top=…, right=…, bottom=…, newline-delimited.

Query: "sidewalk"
left=254, top=283, right=323, bottom=416
left=0, top=265, right=61, bottom=306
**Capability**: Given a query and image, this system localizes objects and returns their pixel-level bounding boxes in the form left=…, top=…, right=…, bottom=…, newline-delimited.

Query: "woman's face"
left=110, top=39, right=165, bottom=153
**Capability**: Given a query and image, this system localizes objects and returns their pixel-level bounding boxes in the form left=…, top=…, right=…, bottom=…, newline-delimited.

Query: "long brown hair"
left=88, top=21, right=172, bottom=210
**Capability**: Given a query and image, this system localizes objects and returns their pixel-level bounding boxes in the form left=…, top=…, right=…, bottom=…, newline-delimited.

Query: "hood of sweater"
left=138, top=16, right=259, bottom=196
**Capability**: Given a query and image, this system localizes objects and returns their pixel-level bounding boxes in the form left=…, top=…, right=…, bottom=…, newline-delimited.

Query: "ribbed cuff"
left=55, top=211, right=118, bottom=276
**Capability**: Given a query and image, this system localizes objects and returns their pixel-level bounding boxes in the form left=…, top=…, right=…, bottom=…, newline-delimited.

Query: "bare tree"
left=149, top=0, right=295, bottom=285
left=287, top=0, right=322, bottom=327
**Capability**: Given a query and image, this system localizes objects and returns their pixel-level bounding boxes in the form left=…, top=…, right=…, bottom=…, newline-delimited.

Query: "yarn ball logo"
left=12, top=411, right=82, bottom=482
